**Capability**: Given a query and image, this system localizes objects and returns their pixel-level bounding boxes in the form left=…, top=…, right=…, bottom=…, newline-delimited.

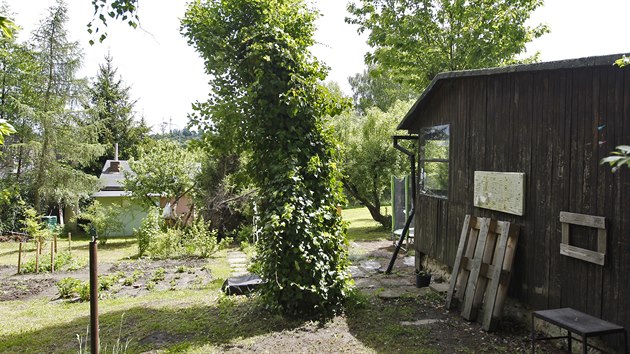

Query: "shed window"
left=419, top=124, right=449, bottom=198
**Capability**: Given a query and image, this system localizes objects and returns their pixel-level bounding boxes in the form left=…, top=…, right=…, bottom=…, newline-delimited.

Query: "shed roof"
left=397, top=53, right=629, bottom=132
left=91, top=160, right=134, bottom=198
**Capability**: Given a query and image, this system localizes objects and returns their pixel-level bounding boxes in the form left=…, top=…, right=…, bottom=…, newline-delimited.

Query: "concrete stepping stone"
left=401, top=319, right=442, bottom=326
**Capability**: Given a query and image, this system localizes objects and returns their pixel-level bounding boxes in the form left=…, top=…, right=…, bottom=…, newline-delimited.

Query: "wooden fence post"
left=54, top=234, right=57, bottom=254
left=17, top=242, right=22, bottom=274
left=68, top=232, right=71, bottom=255
left=50, top=242, right=55, bottom=273
left=35, top=240, right=40, bottom=273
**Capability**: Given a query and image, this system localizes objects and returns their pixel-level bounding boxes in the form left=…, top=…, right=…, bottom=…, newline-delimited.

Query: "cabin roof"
left=397, top=53, right=629, bottom=132
left=92, top=160, right=133, bottom=198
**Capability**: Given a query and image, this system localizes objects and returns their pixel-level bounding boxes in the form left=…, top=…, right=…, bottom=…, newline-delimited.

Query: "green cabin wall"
left=93, top=196, right=148, bottom=237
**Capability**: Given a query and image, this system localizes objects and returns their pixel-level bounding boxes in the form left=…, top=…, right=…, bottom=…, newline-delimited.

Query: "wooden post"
left=50, top=242, right=55, bottom=273
left=89, top=238, right=99, bottom=354
left=68, top=233, right=71, bottom=255
left=35, top=241, right=40, bottom=273
left=17, top=242, right=22, bottom=273
left=54, top=234, right=57, bottom=254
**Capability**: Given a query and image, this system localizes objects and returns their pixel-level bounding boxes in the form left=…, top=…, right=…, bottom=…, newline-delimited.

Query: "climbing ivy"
left=182, top=0, right=352, bottom=318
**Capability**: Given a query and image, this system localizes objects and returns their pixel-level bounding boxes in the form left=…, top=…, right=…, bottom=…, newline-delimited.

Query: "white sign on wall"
left=473, top=171, right=525, bottom=216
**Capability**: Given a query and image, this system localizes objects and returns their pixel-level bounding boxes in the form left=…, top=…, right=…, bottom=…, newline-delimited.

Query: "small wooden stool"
left=531, top=308, right=627, bottom=353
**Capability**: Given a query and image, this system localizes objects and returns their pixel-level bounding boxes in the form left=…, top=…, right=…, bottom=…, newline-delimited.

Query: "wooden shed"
left=397, top=54, right=630, bottom=337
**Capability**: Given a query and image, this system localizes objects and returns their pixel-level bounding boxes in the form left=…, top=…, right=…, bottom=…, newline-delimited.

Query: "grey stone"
left=401, top=319, right=442, bottom=326
left=429, top=282, right=449, bottom=294
left=360, top=260, right=381, bottom=271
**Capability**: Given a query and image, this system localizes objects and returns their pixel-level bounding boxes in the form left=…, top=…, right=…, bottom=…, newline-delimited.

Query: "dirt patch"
left=0, top=277, right=58, bottom=301
left=0, top=258, right=214, bottom=302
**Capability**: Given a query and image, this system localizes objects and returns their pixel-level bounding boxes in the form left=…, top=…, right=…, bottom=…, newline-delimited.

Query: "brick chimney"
left=110, top=143, right=120, bottom=172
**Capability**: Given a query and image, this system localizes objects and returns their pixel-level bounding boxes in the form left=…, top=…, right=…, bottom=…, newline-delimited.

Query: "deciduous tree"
left=347, top=0, right=548, bottom=91
left=124, top=139, right=200, bottom=212
left=334, top=100, right=411, bottom=228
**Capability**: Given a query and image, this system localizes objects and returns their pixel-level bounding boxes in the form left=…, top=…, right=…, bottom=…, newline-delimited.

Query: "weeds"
left=20, top=251, right=86, bottom=274
left=76, top=314, right=130, bottom=354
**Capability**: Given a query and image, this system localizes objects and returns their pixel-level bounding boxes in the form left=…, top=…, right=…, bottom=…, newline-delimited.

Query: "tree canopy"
left=84, top=53, right=149, bottom=175
left=334, top=100, right=412, bottom=228
left=124, top=139, right=200, bottom=210
left=347, top=0, right=548, bottom=91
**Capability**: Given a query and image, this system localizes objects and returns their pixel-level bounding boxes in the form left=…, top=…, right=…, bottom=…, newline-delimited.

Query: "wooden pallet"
left=446, top=215, right=519, bottom=332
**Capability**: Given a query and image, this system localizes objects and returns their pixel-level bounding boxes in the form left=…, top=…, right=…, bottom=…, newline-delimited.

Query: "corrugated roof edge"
left=397, top=53, right=630, bottom=131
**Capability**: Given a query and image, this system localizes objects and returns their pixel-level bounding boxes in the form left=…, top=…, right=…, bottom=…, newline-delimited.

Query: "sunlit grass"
left=342, top=206, right=390, bottom=242
left=0, top=236, right=138, bottom=267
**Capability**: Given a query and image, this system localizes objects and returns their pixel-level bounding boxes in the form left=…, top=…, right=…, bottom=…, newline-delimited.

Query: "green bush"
left=135, top=207, right=161, bottom=256
left=56, top=277, right=90, bottom=301
left=20, top=251, right=86, bottom=274
left=57, top=277, right=83, bottom=298
left=147, top=227, right=181, bottom=258
left=78, top=200, right=124, bottom=245
left=135, top=210, right=227, bottom=259
left=186, top=218, right=219, bottom=258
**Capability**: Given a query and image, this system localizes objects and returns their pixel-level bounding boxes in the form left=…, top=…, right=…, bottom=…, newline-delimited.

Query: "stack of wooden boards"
left=446, top=215, right=519, bottom=332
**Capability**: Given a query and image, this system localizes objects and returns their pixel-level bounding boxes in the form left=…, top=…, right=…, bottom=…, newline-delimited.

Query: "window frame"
left=418, top=124, right=450, bottom=199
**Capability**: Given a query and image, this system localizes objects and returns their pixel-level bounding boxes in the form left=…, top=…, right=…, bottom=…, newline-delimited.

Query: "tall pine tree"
left=84, top=53, right=149, bottom=175
left=25, top=0, right=104, bottom=214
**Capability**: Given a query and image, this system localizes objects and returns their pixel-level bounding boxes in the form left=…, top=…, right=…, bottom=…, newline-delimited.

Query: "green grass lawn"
left=0, top=236, right=139, bottom=267
left=342, top=206, right=390, bottom=242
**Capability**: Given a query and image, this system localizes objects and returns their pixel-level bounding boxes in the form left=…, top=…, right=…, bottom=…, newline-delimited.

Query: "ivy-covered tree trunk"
left=182, top=0, right=351, bottom=318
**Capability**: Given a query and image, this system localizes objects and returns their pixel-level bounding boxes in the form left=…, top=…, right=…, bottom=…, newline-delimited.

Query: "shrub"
left=135, top=207, right=161, bottom=256
left=186, top=218, right=219, bottom=258
left=20, top=251, right=86, bottom=274
left=147, top=227, right=181, bottom=258
left=78, top=200, right=123, bottom=245
left=57, top=277, right=83, bottom=298
left=136, top=210, right=228, bottom=259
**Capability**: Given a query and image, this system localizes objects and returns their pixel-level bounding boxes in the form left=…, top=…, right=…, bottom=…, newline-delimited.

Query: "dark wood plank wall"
left=410, top=65, right=630, bottom=333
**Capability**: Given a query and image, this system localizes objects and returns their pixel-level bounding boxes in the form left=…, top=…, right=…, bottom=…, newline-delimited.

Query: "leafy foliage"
left=349, top=65, right=418, bottom=114
left=134, top=207, right=226, bottom=258
left=77, top=200, right=123, bottom=244
left=0, top=119, right=15, bottom=145
left=616, top=56, right=630, bottom=67
left=21, top=251, right=86, bottom=274
left=135, top=206, right=160, bottom=256
left=182, top=0, right=352, bottom=318
left=334, top=100, right=412, bottom=228
left=601, top=145, right=630, bottom=172
left=124, top=139, right=200, bottom=209
left=88, top=0, right=139, bottom=45
left=346, top=0, right=548, bottom=91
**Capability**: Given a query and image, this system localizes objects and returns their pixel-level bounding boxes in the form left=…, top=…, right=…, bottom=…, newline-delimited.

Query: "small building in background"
left=92, top=158, right=147, bottom=236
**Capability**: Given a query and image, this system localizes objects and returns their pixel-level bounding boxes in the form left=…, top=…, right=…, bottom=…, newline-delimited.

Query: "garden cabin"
left=92, top=158, right=196, bottom=236
left=92, top=159, right=147, bottom=236
left=397, top=54, right=630, bottom=343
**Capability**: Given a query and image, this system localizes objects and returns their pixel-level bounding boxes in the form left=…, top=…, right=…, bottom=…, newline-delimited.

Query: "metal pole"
left=89, top=228, right=99, bottom=354
left=387, top=135, right=419, bottom=274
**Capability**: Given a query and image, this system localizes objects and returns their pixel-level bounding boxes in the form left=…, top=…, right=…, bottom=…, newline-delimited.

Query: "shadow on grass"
left=344, top=295, right=438, bottom=354
left=0, top=296, right=306, bottom=353
left=346, top=225, right=389, bottom=242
